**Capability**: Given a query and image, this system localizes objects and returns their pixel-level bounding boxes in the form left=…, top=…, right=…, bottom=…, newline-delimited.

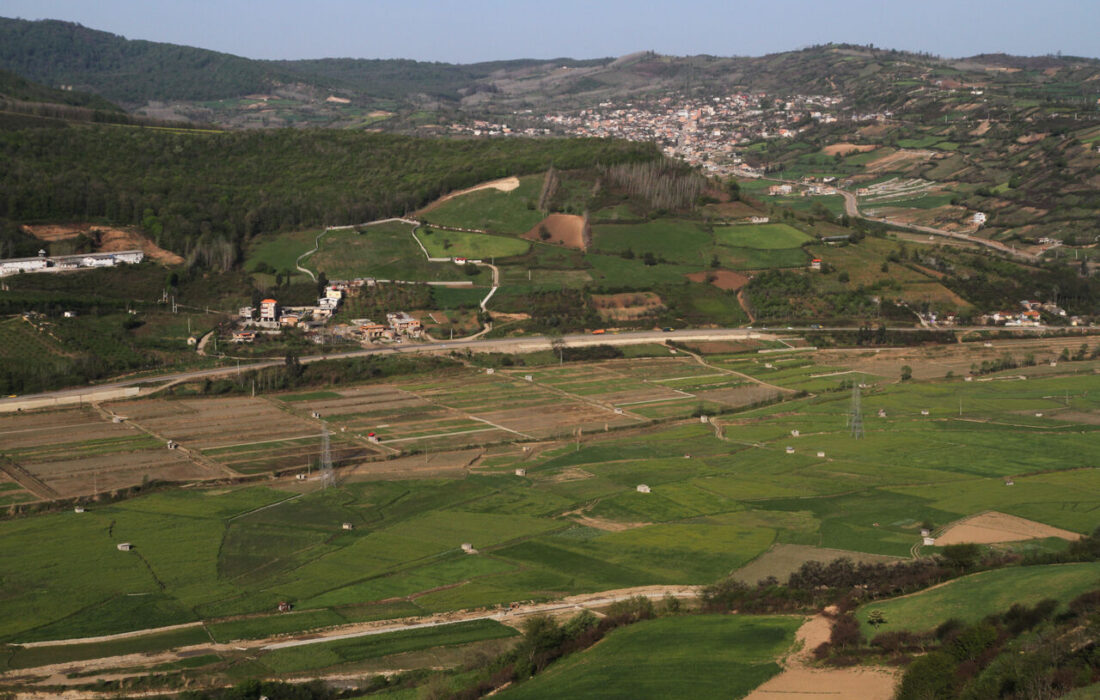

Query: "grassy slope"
left=421, top=176, right=545, bottom=234
left=856, top=563, right=1100, bottom=633
left=497, top=615, right=799, bottom=700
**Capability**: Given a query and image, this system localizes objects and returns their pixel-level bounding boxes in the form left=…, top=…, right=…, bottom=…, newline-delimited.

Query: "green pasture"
left=591, top=220, right=714, bottom=265
left=245, top=229, right=321, bottom=278
left=415, top=228, right=529, bottom=259
left=714, top=223, right=812, bottom=250
left=498, top=615, right=799, bottom=700
left=856, top=563, right=1100, bottom=634
left=305, top=222, right=488, bottom=283
left=420, top=175, right=544, bottom=234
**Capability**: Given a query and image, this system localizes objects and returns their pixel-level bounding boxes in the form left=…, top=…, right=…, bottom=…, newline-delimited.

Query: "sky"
left=4, top=0, right=1098, bottom=64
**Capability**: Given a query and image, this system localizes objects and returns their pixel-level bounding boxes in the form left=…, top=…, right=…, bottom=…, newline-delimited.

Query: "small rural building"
left=232, top=331, right=256, bottom=343
left=1005, top=479, right=1015, bottom=487
left=359, top=322, right=386, bottom=340
left=367, top=432, right=380, bottom=443
left=524, top=375, right=533, bottom=382
left=636, top=484, right=651, bottom=494
left=386, top=311, right=422, bottom=336
left=920, top=409, right=930, bottom=416
left=790, top=429, right=800, bottom=437
left=878, top=409, right=887, bottom=418
left=514, top=468, right=526, bottom=477
left=923, top=536, right=936, bottom=546
left=920, top=528, right=931, bottom=537
left=810, top=258, right=822, bottom=270
left=461, top=543, right=476, bottom=553
left=817, top=451, right=826, bottom=458
left=785, top=446, right=795, bottom=454
left=342, top=522, right=354, bottom=531
left=117, top=542, right=133, bottom=551
left=74, top=506, right=86, bottom=513
left=278, top=601, right=293, bottom=612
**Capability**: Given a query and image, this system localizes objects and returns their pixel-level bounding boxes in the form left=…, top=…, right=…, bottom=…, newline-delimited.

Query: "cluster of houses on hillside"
left=231, top=278, right=423, bottom=345
left=981, top=300, right=1081, bottom=327
left=0, top=249, right=144, bottom=277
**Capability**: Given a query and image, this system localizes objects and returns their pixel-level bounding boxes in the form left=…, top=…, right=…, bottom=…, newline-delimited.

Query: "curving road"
left=837, top=189, right=1037, bottom=262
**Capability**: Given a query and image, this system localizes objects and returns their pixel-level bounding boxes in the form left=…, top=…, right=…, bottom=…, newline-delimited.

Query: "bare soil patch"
left=678, top=340, right=763, bottom=354
left=822, top=143, right=877, bottom=157
left=591, top=292, right=665, bottom=321
left=936, top=511, right=1083, bottom=545
left=970, top=119, right=992, bottom=136
left=342, top=449, right=481, bottom=482
left=523, top=214, right=587, bottom=250
left=865, top=149, right=935, bottom=174
left=743, top=615, right=898, bottom=700
left=686, top=268, right=750, bottom=291
left=21, top=224, right=184, bottom=265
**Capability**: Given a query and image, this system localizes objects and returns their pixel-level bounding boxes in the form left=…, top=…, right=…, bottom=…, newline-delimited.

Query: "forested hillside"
left=0, top=125, right=657, bottom=265
left=0, top=68, right=121, bottom=111
left=0, top=18, right=302, bottom=103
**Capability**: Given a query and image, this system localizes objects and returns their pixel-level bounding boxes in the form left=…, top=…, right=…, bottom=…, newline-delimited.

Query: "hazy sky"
left=4, top=0, right=1097, bottom=63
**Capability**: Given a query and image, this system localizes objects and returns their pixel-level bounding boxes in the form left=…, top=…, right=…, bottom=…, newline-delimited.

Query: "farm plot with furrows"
left=385, top=428, right=515, bottom=451
left=204, top=434, right=375, bottom=474
left=23, top=448, right=211, bottom=497
left=111, top=398, right=321, bottom=450
left=0, top=407, right=136, bottom=450
left=475, top=402, right=640, bottom=438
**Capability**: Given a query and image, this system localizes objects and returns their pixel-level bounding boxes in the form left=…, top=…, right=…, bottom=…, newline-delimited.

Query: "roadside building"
left=259, top=299, right=279, bottom=323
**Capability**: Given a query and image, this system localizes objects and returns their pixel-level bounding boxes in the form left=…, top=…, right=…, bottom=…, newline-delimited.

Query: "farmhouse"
left=0, top=256, right=49, bottom=275
left=117, top=542, right=133, bottom=551
left=636, top=484, right=651, bottom=493
left=387, top=312, right=422, bottom=337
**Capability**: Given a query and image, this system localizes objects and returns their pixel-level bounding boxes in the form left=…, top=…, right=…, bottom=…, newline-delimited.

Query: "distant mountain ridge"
left=2, top=15, right=1099, bottom=114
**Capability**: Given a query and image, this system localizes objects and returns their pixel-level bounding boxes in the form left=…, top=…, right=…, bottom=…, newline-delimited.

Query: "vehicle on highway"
left=591, top=329, right=606, bottom=335
left=661, top=327, right=674, bottom=332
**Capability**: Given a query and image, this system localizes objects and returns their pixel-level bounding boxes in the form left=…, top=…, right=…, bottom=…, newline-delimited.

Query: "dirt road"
left=837, top=189, right=1037, bottom=262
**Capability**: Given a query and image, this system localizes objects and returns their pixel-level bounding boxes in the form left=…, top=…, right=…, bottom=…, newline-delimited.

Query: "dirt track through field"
left=744, top=614, right=898, bottom=699
left=416, top=176, right=520, bottom=215
left=2, top=585, right=701, bottom=690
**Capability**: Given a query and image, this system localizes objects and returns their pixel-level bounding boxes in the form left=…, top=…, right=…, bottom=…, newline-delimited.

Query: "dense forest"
left=0, top=125, right=658, bottom=266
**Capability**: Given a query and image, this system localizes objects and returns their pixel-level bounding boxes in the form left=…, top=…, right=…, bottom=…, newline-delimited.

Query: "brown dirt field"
left=700, top=201, right=763, bottom=219
left=476, top=402, right=637, bottom=438
left=21, top=224, right=184, bottom=265
left=591, top=292, right=665, bottom=321
left=342, top=449, right=481, bottom=482
left=732, top=544, right=901, bottom=585
left=571, top=514, right=649, bottom=532
left=865, top=149, right=935, bottom=173
left=30, top=450, right=213, bottom=498
left=697, top=384, right=785, bottom=407
left=970, top=119, right=992, bottom=136
left=822, top=143, right=877, bottom=156
left=743, top=615, right=899, bottom=700
left=522, top=213, right=586, bottom=250
left=936, top=511, right=1083, bottom=545
left=686, top=268, right=750, bottom=291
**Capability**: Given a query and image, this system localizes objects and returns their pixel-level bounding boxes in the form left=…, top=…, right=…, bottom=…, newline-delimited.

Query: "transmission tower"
left=848, top=385, right=865, bottom=439
left=319, top=427, right=336, bottom=489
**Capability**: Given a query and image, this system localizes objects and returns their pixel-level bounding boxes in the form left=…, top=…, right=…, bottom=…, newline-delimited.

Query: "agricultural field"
left=245, top=229, right=323, bottom=280
left=419, top=175, right=545, bottom=234
left=855, top=562, right=1100, bottom=633
left=0, top=346, right=1097, bottom=688
left=0, top=407, right=220, bottom=498
left=415, top=228, right=529, bottom=260
left=498, top=615, right=799, bottom=700
left=305, top=222, right=490, bottom=284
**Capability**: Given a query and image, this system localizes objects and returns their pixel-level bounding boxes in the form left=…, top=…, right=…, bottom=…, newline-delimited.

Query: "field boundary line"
left=228, top=492, right=305, bottom=521
left=468, top=415, right=534, bottom=440
left=383, top=426, right=500, bottom=444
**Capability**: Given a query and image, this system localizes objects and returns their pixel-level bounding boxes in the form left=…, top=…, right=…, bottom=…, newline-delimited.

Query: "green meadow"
left=421, top=175, right=545, bottom=234
left=497, top=615, right=799, bottom=700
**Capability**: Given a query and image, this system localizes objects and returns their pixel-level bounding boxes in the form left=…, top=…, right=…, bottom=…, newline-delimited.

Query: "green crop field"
left=714, top=223, right=812, bottom=250
left=245, top=229, right=322, bottom=279
left=856, top=563, right=1100, bottom=633
left=415, top=228, right=530, bottom=259
left=305, top=222, right=490, bottom=284
left=591, top=220, right=714, bottom=265
left=421, top=175, right=545, bottom=234
left=497, top=615, right=799, bottom=700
